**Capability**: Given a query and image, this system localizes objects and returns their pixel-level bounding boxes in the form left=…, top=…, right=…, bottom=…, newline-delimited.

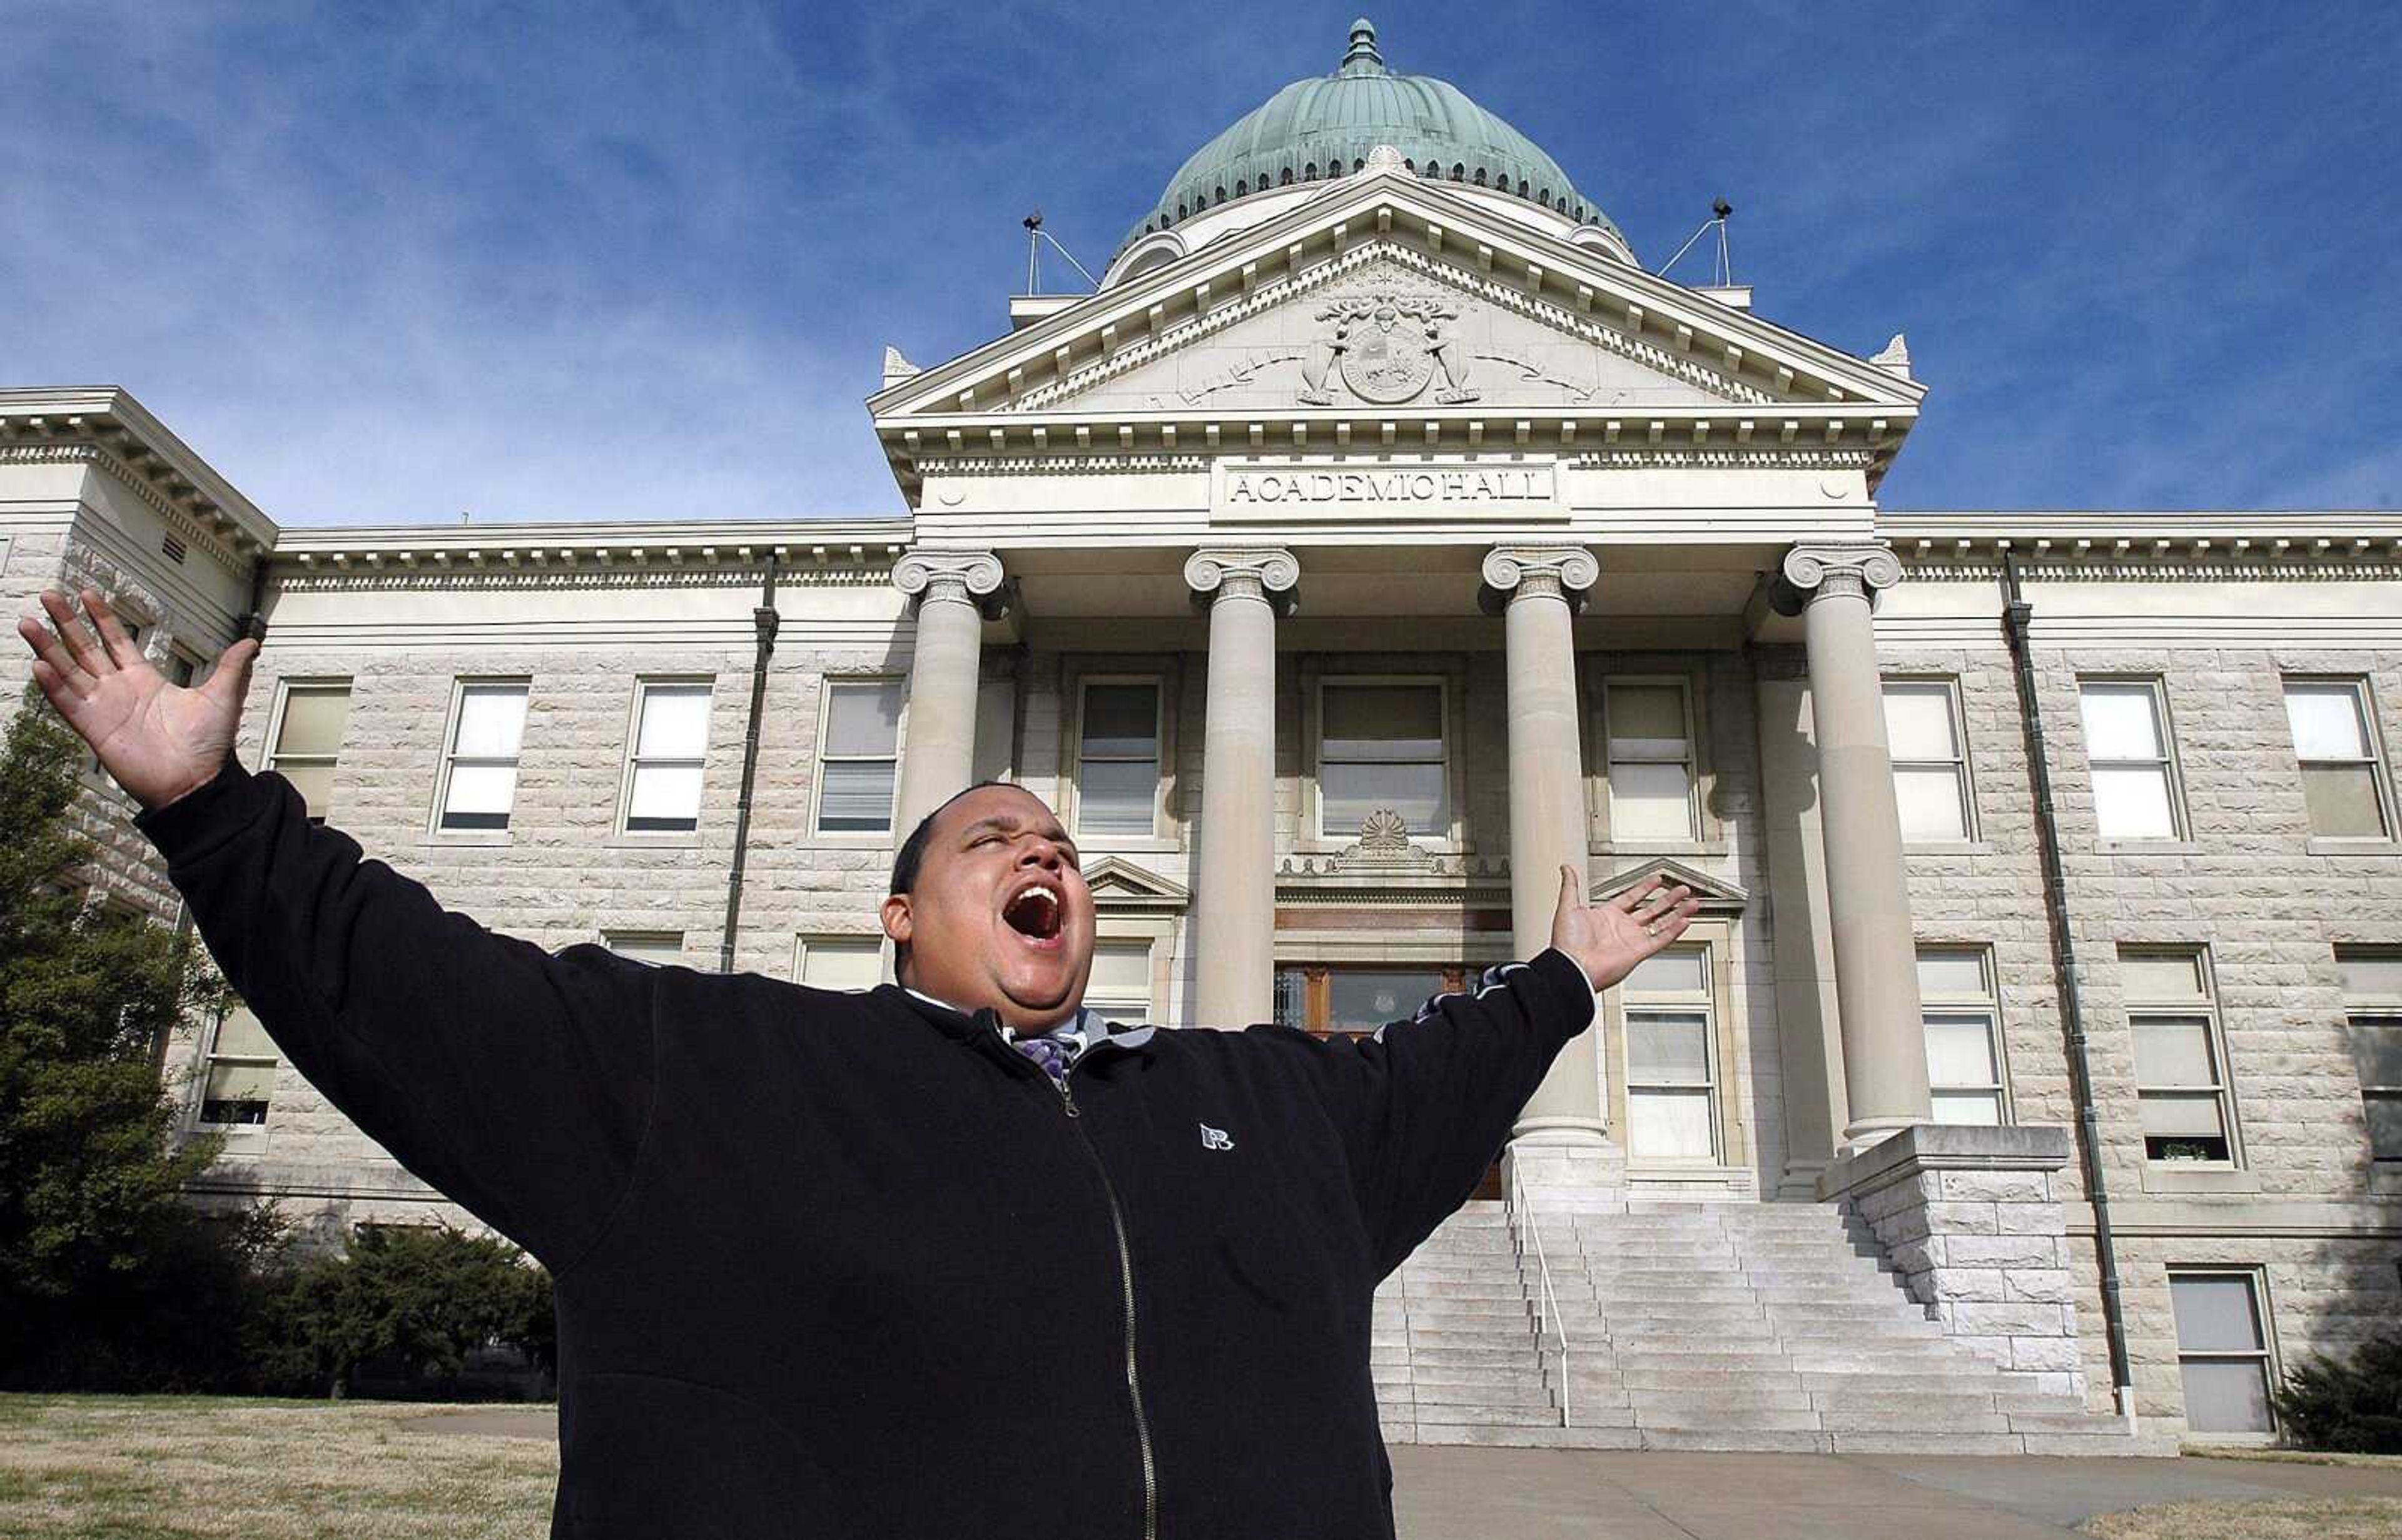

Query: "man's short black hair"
left=887, top=781, right=1016, bottom=985
left=888, top=780, right=1017, bottom=898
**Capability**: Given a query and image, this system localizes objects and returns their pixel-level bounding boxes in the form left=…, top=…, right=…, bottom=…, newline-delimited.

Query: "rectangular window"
left=1920, top=947, right=2005, bottom=1125
left=438, top=681, right=530, bottom=831
left=2284, top=679, right=2393, bottom=839
left=266, top=681, right=352, bottom=824
left=2169, top=1271, right=2276, bottom=1434
left=602, top=931, right=684, bottom=967
left=1623, top=946, right=1716, bottom=1160
left=798, top=936, right=885, bottom=991
left=2124, top=947, right=2236, bottom=1163
left=1885, top=678, right=1973, bottom=842
left=199, top=1003, right=277, bottom=1126
left=1603, top=679, right=1697, bottom=841
left=2079, top=680, right=2183, bottom=839
left=1085, top=940, right=1155, bottom=1025
left=1319, top=681, right=1447, bottom=838
left=2336, top=948, right=2402, bottom=1162
left=818, top=679, right=904, bottom=834
left=1077, top=681, right=1162, bottom=838
left=624, top=681, right=712, bottom=833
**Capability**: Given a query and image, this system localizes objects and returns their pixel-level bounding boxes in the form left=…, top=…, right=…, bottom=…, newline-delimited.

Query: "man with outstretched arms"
left=19, top=587, right=1698, bottom=1540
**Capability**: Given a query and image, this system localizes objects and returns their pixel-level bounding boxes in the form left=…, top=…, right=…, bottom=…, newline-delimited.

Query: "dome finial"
left=1339, top=17, right=1384, bottom=76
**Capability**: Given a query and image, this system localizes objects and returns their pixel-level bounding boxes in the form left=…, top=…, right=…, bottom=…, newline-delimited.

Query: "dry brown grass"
left=2080, top=1496, right=2402, bottom=1540
left=0, top=1394, right=556, bottom=1539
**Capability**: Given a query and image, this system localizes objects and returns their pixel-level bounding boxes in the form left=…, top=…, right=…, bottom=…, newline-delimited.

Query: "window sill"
left=1073, top=835, right=1182, bottom=855
left=2140, top=1164, right=2262, bottom=1195
left=1591, top=840, right=1728, bottom=859
left=604, top=833, right=705, bottom=851
left=811, top=830, right=899, bottom=846
left=2304, top=837, right=2402, bottom=857
left=1903, top=840, right=1997, bottom=856
left=424, top=831, right=514, bottom=848
left=2094, top=839, right=2202, bottom=856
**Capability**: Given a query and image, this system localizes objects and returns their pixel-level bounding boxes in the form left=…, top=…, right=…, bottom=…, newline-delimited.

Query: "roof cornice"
left=265, top=516, right=913, bottom=573
left=0, top=386, right=280, bottom=557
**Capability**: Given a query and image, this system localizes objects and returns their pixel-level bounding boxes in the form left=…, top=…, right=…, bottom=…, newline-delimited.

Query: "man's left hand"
left=1549, top=865, right=1700, bottom=993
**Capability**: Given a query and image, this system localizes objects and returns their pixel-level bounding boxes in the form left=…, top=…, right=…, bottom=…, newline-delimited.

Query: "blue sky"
left=4, top=1, right=2396, bottom=524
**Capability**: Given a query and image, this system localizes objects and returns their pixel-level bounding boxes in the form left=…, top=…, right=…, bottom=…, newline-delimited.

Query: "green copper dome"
left=1120, top=19, right=1621, bottom=253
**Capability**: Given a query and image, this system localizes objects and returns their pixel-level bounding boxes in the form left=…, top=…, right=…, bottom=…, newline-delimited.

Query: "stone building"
left=5, top=19, right=2398, bottom=1452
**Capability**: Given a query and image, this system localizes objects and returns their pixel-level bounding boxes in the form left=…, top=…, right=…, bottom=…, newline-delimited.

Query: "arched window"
left=1280, top=166, right=1293, bottom=186
left=1517, top=178, right=1529, bottom=198
left=1402, top=158, right=1415, bottom=173
left=1177, top=202, right=1187, bottom=220
left=1304, top=161, right=1317, bottom=180
left=1353, top=157, right=1365, bottom=172
left=1474, top=167, right=1487, bottom=186
left=1235, top=179, right=1247, bottom=197
left=1451, top=162, right=1464, bottom=181
left=1538, top=190, right=1550, bottom=208
left=1214, top=185, right=1226, bottom=204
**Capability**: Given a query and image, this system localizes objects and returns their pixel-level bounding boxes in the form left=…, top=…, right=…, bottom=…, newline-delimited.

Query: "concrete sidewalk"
left=412, top=1409, right=2402, bottom=1537
left=1389, top=1445, right=2402, bottom=1539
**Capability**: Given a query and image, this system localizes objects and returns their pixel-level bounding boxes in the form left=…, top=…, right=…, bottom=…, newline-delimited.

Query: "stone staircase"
left=1372, top=1198, right=2172, bottom=1454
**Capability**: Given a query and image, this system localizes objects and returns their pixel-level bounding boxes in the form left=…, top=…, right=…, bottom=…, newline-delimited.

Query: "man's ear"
left=879, top=893, right=913, bottom=946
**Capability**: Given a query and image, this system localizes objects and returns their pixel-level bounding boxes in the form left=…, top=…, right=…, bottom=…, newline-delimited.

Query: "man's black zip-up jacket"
left=137, top=760, right=1599, bottom=1539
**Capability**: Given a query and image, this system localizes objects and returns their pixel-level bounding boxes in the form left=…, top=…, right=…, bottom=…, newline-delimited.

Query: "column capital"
left=893, top=549, right=1011, bottom=619
left=1479, top=544, right=1598, bottom=612
left=1185, top=547, right=1299, bottom=613
left=1773, top=541, right=1903, bottom=613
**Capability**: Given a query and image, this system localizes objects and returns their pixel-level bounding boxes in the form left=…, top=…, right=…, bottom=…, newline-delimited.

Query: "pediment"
left=1593, top=857, right=1748, bottom=916
left=1033, top=253, right=1737, bottom=415
left=869, top=169, right=1923, bottom=431
left=1084, top=856, right=1189, bottom=910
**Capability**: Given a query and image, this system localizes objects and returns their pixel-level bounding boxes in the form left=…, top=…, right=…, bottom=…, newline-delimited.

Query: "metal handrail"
left=1507, top=1162, right=1573, bottom=1427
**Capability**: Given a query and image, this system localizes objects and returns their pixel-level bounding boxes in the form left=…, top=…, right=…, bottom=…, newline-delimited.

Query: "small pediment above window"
left=1593, top=857, right=1747, bottom=915
left=1084, top=856, right=1189, bottom=911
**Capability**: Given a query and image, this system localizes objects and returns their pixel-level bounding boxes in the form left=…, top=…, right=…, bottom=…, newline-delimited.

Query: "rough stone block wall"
left=1842, top=1160, right=2088, bottom=1401
left=1882, top=574, right=2402, bottom=1424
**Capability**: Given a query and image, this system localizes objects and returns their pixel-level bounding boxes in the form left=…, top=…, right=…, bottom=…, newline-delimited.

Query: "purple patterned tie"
left=1015, top=1035, right=1071, bottom=1083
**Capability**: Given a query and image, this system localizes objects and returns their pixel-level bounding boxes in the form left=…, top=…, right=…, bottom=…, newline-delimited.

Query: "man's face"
left=881, top=786, right=1095, bottom=1033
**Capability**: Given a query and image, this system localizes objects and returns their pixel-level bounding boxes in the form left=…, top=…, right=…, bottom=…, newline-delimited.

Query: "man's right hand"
left=16, top=587, right=258, bottom=812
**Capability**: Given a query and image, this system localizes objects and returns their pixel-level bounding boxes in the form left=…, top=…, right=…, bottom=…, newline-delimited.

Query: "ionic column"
left=891, top=550, right=1007, bottom=836
left=1185, top=547, right=1298, bottom=1028
left=1776, top=542, right=1931, bottom=1147
left=1482, top=544, right=1608, bottom=1147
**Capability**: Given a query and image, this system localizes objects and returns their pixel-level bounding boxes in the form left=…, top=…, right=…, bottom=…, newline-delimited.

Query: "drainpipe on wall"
left=2002, top=552, right=2137, bottom=1428
left=718, top=555, right=781, bottom=975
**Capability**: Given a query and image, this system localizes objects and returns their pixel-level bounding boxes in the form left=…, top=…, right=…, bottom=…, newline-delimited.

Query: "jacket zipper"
left=1052, top=1064, right=1161, bottom=1540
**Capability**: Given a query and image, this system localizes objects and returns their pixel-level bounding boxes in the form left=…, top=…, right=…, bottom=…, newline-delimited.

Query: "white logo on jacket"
left=1199, top=1123, right=1235, bottom=1152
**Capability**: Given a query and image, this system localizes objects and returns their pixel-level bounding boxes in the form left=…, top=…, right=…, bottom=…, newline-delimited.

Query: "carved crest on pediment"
left=1300, top=288, right=1479, bottom=407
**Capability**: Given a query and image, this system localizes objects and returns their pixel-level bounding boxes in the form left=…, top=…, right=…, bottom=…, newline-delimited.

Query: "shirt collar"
left=901, top=989, right=1154, bottom=1061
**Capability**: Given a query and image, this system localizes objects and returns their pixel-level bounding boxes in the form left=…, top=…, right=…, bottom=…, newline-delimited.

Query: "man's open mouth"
left=1003, top=883, right=1063, bottom=942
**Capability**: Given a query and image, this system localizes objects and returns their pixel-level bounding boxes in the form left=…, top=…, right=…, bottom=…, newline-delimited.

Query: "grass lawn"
left=2081, top=1497, right=2402, bottom=1539
left=0, top=1394, right=557, bottom=1539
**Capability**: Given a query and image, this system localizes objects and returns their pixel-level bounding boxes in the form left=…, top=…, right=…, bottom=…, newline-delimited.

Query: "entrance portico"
left=873, top=144, right=1930, bottom=1192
